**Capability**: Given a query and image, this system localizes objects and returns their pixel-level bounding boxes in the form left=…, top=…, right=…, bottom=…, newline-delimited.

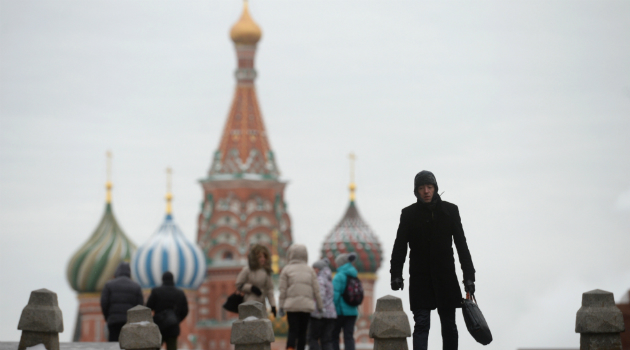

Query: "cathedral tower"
left=66, top=152, right=136, bottom=341
left=132, top=168, right=206, bottom=349
left=321, top=154, right=383, bottom=347
left=195, top=2, right=293, bottom=348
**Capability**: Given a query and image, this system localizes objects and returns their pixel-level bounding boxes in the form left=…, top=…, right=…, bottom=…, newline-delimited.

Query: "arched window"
left=222, top=251, right=233, bottom=260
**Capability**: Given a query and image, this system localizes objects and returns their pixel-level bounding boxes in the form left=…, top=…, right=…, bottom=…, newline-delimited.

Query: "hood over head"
left=248, top=244, right=272, bottom=275
left=319, top=265, right=333, bottom=280
left=334, top=252, right=357, bottom=268
left=287, top=244, right=308, bottom=263
left=312, top=258, right=329, bottom=270
left=414, top=170, right=439, bottom=199
left=162, top=271, right=175, bottom=286
left=114, top=262, right=131, bottom=278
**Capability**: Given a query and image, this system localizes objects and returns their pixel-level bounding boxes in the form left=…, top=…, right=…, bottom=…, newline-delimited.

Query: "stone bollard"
left=230, top=301, right=275, bottom=350
left=17, top=288, right=64, bottom=350
left=575, top=289, right=625, bottom=350
left=119, top=305, right=161, bottom=350
left=369, top=295, right=412, bottom=350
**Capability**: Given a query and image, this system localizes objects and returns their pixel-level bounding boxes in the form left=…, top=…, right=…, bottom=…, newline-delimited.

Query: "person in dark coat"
left=100, top=262, right=144, bottom=341
left=146, top=271, right=189, bottom=350
left=390, top=171, right=476, bottom=350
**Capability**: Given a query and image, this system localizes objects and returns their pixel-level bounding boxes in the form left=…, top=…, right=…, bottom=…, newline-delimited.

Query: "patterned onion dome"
left=321, top=199, right=383, bottom=273
left=67, top=180, right=136, bottom=293
left=132, top=214, right=206, bottom=289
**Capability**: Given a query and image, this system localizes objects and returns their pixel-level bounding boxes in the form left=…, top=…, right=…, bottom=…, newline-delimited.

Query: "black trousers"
left=287, top=312, right=311, bottom=350
left=412, top=308, right=458, bottom=350
left=332, top=315, right=356, bottom=350
left=107, top=322, right=125, bottom=342
left=162, top=337, right=177, bottom=350
left=308, top=317, right=335, bottom=350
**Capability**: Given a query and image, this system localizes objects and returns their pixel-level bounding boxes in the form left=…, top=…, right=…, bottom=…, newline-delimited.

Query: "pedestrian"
left=146, top=271, right=189, bottom=350
left=308, top=258, right=337, bottom=350
left=100, top=262, right=144, bottom=341
left=332, top=253, right=359, bottom=350
left=390, top=170, right=476, bottom=350
left=235, top=244, right=277, bottom=317
left=278, top=244, right=323, bottom=350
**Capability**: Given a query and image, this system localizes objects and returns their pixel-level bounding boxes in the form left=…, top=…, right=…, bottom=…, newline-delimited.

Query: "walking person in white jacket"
left=309, top=258, right=337, bottom=350
left=279, top=244, right=323, bottom=350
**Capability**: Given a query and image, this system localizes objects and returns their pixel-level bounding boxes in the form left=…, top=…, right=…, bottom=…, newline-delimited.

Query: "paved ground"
left=0, top=343, right=121, bottom=350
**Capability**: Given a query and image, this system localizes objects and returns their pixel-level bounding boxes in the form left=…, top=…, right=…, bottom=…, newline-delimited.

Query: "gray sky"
left=1, top=1, right=629, bottom=348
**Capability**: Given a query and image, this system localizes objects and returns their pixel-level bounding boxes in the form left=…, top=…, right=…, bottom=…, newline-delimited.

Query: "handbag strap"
left=466, top=292, right=478, bottom=304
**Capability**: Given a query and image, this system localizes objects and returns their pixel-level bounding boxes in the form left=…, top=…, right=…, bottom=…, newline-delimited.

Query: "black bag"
left=153, top=308, right=178, bottom=333
left=222, top=292, right=244, bottom=313
left=461, top=294, right=492, bottom=345
left=342, top=276, right=364, bottom=306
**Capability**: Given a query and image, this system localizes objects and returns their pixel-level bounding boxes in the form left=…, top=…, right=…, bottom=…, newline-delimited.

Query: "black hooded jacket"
left=146, top=273, right=189, bottom=338
left=390, top=173, right=475, bottom=310
left=100, top=263, right=144, bottom=326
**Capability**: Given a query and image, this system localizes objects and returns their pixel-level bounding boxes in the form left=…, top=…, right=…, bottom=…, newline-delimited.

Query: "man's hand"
left=271, top=306, right=277, bottom=318
left=251, top=286, right=262, bottom=296
left=464, top=280, right=475, bottom=295
left=278, top=308, right=285, bottom=318
left=391, top=277, right=404, bottom=291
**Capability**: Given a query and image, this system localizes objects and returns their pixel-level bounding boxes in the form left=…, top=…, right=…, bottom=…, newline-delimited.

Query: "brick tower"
left=321, top=154, right=383, bottom=349
left=195, top=2, right=293, bottom=349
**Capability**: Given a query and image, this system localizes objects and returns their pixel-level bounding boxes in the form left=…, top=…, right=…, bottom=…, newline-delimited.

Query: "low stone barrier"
left=17, top=289, right=64, bottom=350
left=575, top=289, right=625, bottom=350
left=230, top=301, right=275, bottom=350
left=119, top=305, right=161, bottom=350
left=369, top=295, right=411, bottom=350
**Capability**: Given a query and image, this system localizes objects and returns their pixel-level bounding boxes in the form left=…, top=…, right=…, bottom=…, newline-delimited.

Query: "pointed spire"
left=165, top=167, right=173, bottom=216
left=106, top=151, right=113, bottom=204
left=349, top=153, right=356, bottom=202
left=205, top=0, right=280, bottom=181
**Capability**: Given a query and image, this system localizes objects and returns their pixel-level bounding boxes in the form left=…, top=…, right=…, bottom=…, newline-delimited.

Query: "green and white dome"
left=67, top=181, right=136, bottom=293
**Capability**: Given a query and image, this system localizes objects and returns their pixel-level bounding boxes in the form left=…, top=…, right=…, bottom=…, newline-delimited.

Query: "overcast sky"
left=1, top=1, right=629, bottom=348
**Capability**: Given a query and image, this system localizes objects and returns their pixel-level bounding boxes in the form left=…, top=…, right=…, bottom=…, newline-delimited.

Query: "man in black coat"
left=100, top=262, right=144, bottom=341
left=146, top=271, right=189, bottom=350
left=390, top=171, right=476, bottom=350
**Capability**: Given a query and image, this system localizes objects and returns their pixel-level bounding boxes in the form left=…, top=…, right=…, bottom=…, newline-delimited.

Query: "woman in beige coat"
left=235, top=244, right=276, bottom=317
left=279, top=244, right=323, bottom=350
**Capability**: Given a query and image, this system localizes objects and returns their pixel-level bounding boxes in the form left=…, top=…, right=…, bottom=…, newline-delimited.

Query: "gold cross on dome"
left=105, top=150, right=113, bottom=203
left=166, top=167, right=173, bottom=214
left=349, top=153, right=356, bottom=202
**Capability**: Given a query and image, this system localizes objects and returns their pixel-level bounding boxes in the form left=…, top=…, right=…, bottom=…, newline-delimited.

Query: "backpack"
left=342, top=275, right=364, bottom=306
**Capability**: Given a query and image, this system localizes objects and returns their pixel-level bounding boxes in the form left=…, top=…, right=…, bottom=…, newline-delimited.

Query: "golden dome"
left=230, top=1, right=262, bottom=45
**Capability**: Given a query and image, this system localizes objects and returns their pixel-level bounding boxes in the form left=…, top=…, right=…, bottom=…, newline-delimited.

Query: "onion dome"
left=230, top=0, right=262, bottom=45
left=321, top=154, right=382, bottom=273
left=67, top=153, right=136, bottom=293
left=131, top=168, right=206, bottom=289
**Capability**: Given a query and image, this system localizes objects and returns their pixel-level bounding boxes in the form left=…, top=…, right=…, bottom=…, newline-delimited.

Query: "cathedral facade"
left=66, top=3, right=382, bottom=349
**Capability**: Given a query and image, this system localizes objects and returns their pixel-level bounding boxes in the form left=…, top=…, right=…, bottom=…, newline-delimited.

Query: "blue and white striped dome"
left=132, top=214, right=206, bottom=289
